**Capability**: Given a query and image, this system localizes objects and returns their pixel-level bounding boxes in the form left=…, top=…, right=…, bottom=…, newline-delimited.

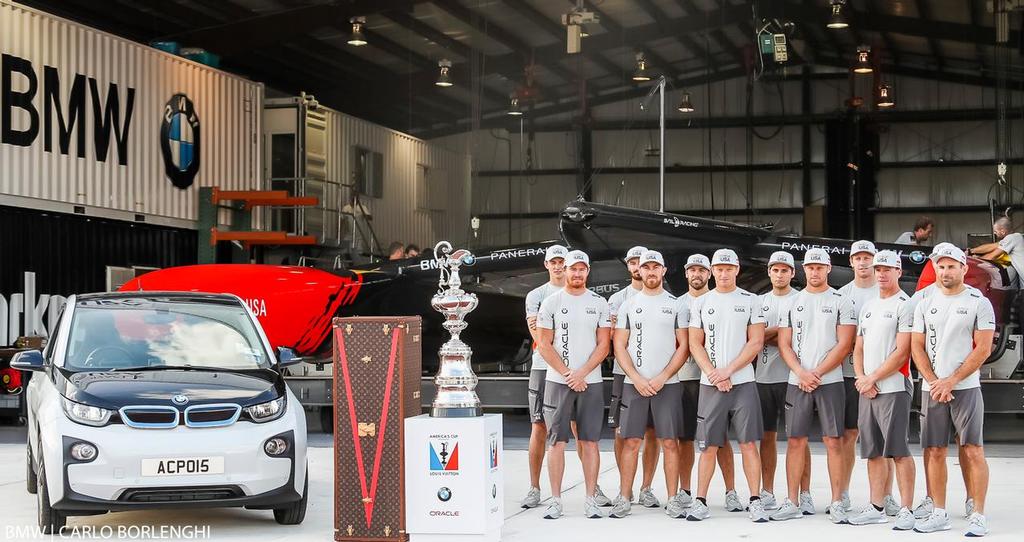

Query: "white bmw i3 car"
left=13, top=292, right=308, bottom=533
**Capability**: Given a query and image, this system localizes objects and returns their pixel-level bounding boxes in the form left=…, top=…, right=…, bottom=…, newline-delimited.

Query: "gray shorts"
left=608, top=373, right=626, bottom=428
left=758, top=382, right=787, bottom=433
left=859, top=391, right=912, bottom=458
left=843, top=377, right=860, bottom=430
left=543, top=381, right=605, bottom=445
left=696, top=382, right=763, bottom=450
left=679, top=380, right=701, bottom=441
left=528, top=369, right=546, bottom=424
left=920, top=387, right=985, bottom=448
left=619, top=382, right=682, bottom=440
left=786, top=382, right=846, bottom=439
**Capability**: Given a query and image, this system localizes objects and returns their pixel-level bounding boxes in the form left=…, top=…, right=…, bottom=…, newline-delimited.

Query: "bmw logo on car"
left=160, top=93, right=201, bottom=190
left=171, top=394, right=189, bottom=406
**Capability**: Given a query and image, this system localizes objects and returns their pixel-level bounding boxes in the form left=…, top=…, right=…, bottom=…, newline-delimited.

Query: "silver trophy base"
left=431, top=405, right=484, bottom=418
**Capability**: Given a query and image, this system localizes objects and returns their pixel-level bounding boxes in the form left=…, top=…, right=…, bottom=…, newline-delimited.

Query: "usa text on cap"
left=685, top=254, right=711, bottom=271
left=929, top=244, right=967, bottom=265
left=625, top=245, right=648, bottom=263
left=850, top=240, right=877, bottom=256
left=711, top=248, right=739, bottom=266
left=768, top=251, right=795, bottom=269
left=872, top=250, right=901, bottom=269
left=566, top=249, right=590, bottom=267
left=803, top=248, right=831, bottom=266
left=545, top=244, right=568, bottom=262
left=639, top=250, right=665, bottom=267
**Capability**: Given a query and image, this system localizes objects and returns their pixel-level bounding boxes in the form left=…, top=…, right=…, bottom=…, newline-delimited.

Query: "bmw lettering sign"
left=160, top=94, right=201, bottom=189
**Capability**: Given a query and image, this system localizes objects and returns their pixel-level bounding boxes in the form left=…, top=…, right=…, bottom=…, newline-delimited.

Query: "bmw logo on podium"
left=160, top=94, right=201, bottom=189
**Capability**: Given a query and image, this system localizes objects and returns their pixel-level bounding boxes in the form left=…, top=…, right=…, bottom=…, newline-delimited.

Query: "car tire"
left=37, top=460, right=67, bottom=534
left=26, top=445, right=38, bottom=494
left=273, top=468, right=308, bottom=525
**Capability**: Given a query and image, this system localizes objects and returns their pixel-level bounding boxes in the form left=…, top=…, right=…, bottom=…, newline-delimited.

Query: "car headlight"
left=61, top=397, right=112, bottom=427
left=244, top=397, right=285, bottom=423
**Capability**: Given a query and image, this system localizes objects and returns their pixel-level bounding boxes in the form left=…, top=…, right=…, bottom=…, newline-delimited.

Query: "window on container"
left=353, top=146, right=384, bottom=198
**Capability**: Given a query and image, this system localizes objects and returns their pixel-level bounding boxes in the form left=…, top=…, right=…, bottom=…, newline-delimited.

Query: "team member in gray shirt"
left=969, top=216, right=1024, bottom=286
left=848, top=250, right=917, bottom=529
left=607, top=246, right=661, bottom=508
left=756, top=251, right=808, bottom=512
left=772, top=248, right=857, bottom=523
left=911, top=245, right=995, bottom=537
left=536, top=250, right=612, bottom=519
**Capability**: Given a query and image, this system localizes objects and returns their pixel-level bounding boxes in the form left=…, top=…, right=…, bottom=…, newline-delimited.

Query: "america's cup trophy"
left=430, top=241, right=483, bottom=417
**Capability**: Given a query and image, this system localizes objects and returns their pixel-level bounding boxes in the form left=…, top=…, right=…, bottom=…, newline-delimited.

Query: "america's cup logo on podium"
left=430, top=241, right=483, bottom=417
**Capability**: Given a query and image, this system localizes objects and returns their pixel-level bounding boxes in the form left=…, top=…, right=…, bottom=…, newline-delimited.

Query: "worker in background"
left=387, top=241, right=405, bottom=260
left=968, top=217, right=1024, bottom=286
left=894, top=217, right=935, bottom=245
left=405, top=244, right=421, bottom=258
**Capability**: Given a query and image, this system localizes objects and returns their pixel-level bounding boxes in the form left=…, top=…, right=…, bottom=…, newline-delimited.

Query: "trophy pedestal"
left=404, top=414, right=504, bottom=542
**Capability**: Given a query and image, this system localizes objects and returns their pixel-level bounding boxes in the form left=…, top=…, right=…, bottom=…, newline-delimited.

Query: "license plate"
left=141, top=457, right=224, bottom=476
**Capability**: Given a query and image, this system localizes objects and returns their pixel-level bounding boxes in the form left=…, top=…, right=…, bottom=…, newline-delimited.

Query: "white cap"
left=872, top=250, right=901, bottom=269
left=850, top=240, right=877, bottom=256
left=565, top=250, right=590, bottom=268
left=545, top=244, right=568, bottom=262
left=803, top=248, right=831, bottom=266
left=625, top=246, right=648, bottom=263
left=638, top=250, right=665, bottom=267
left=711, top=248, right=739, bottom=267
left=768, top=251, right=795, bottom=269
left=684, top=254, right=711, bottom=271
left=929, top=244, right=967, bottom=265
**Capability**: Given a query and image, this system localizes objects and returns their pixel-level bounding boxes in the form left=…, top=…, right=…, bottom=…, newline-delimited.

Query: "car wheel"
left=26, top=445, right=38, bottom=494
left=37, top=460, right=67, bottom=534
left=273, top=468, right=308, bottom=525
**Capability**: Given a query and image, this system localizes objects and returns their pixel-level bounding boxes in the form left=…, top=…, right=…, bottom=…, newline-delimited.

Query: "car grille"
left=184, top=404, right=241, bottom=428
left=119, top=406, right=179, bottom=429
left=119, top=486, right=243, bottom=503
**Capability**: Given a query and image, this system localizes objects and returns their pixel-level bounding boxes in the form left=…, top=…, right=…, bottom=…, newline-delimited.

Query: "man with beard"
left=968, top=216, right=1024, bottom=285
left=838, top=240, right=897, bottom=516
left=676, top=254, right=743, bottom=513
left=756, top=251, right=811, bottom=513
left=536, top=250, right=612, bottom=519
left=771, top=248, right=857, bottom=523
left=523, top=245, right=611, bottom=507
left=911, top=245, right=994, bottom=536
left=609, top=250, right=690, bottom=519
left=848, top=250, right=917, bottom=529
left=607, top=246, right=662, bottom=508
left=686, top=249, right=769, bottom=524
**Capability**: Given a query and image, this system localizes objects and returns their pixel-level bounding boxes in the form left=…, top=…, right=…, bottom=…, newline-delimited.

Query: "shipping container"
left=0, top=0, right=263, bottom=228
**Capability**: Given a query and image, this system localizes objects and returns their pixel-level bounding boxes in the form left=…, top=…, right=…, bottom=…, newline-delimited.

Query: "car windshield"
left=64, top=297, right=270, bottom=371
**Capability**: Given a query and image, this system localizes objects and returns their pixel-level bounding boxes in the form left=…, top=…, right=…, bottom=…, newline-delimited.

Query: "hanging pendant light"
left=852, top=45, right=873, bottom=74
left=877, top=83, right=895, bottom=108
left=677, top=92, right=694, bottom=113
left=507, top=96, right=523, bottom=116
left=632, top=52, right=651, bottom=82
left=347, top=16, right=368, bottom=46
left=435, top=59, right=453, bottom=87
left=827, top=0, right=849, bottom=30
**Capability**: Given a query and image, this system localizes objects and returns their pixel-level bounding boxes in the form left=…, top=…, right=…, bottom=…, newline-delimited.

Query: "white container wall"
left=0, top=0, right=263, bottom=227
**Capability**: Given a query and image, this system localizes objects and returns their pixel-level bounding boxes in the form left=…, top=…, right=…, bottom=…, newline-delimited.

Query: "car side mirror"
left=276, top=347, right=302, bottom=368
left=10, top=349, right=45, bottom=372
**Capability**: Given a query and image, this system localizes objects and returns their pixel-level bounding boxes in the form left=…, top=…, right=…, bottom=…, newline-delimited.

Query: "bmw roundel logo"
left=491, top=484, right=497, bottom=499
left=636, top=307, right=642, bottom=313
left=171, top=394, right=189, bottom=406
left=763, top=306, right=769, bottom=312
left=797, top=306, right=804, bottom=312
left=865, top=312, right=872, bottom=319
left=707, top=308, right=715, bottom=315
left=930, top=308, right=938, bottom=314
left=437, top=487, right=452, bottom=502
left=561, top=308, right=568, bottom=314
left=160, top=94, right=201, bottom=190
left=909, top=251, right=926, bottom=264
left=463, top=255, right=475, bottom=266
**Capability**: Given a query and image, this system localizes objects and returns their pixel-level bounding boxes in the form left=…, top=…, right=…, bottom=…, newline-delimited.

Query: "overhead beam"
left=500, top=1, right=623, bottom=78
left=635, top=0, right=716, bottom=70
left=914, top=0, right=944, bottom=69
left=569, top=0, right=678, bottom=80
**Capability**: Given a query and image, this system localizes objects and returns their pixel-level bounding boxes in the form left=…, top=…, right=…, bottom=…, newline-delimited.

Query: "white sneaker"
left=675, top=491, right=694, bottom=509
left=543, top=497, right=563, bottom=519
left=666, top=495, right=688, bottom=519
left=686, top=499, right=711, bottom=521
left=841, top=491, right=852, bottom=512
left=638, top=486, right=660, bottom=508
left=749, top=499, right=769, bottom=523
left=883, top=494, right=900, bottom=517
left=760, top=490, right=779, bottom=510
left=913, top=509, right=952, bottom=533
left=724, top=490, right=745, bottom=512
left=828, top=500, right=849, bottom=524
left=520, top=486, right=541, bottom=509
left=799, top=491, right=816, bottom=515
left=965, top=497, right=976, bottom=519
left=965, top=512, right=989, bottom=537
left=912, top=496, right=934, bottom=519
left=584, top=496, right=603, bottom=519
left=770, top=499, right=803, bottom=521
left=893, top=506, right=915, bottom=531
left=608, top=495, right=631, bottom=519
left=848, top=505, right=888, bottom=525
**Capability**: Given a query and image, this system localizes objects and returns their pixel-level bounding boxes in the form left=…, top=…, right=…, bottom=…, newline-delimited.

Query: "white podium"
left=405, top=414, right=503, bottom=542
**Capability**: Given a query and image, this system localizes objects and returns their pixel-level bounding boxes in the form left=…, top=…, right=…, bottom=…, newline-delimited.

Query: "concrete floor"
left=1, top=415, right=1022, bottom=540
